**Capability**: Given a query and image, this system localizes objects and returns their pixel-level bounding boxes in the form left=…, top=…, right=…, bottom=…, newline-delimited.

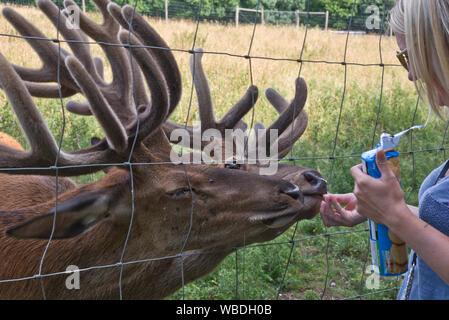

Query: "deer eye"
left=225, top=160, right=242, bottom=170
left=168, top=188, right=192, bottom=199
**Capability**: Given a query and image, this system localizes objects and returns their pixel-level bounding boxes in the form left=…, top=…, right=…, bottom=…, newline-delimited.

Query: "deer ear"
left=6, top=191, right=113, bottom=239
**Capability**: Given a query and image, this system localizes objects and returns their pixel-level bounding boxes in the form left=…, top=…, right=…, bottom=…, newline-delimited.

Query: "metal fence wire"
left=0, top=0, right=447, bottom=300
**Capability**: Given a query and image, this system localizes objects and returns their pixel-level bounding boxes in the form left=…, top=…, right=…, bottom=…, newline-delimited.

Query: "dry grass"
left=0, top=3, right=415, bottom=131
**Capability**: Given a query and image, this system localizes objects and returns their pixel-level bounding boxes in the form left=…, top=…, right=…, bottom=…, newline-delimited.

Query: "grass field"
left=1, top=4, right=448, bottom=300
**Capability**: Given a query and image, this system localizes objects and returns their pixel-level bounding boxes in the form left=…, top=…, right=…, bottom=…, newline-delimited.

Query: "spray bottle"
left=361, top=132, right=409, bottom=276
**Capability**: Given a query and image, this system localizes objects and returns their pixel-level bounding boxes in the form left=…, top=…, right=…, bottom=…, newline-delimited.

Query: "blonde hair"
left=390, top=0, right=449, bottom=118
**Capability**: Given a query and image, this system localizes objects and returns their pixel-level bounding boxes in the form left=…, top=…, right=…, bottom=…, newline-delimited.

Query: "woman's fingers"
left=320, top=199, right=335, bottom=226
left=376, top=149, right=396, bottom=180
left=320, top=192, right=367, bottom=227
left=324, top=193, right=354, bottom=205
left=320, top=197, right=346, bottom=227
left=330, top=197, right=345, bottom=216
left=350, top=164, right=365, bottom=182
left=320, top=201, right=332, bottom=226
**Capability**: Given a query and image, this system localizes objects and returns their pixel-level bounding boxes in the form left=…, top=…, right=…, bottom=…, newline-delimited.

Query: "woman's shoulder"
left=419, top=160, right=449, bottom=198
left=418, top=160, right=449, bottom=236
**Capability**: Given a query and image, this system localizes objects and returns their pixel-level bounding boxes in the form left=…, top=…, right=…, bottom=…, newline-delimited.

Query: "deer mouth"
left=249, top=208, right=301, bottom=229
left=264, top=211, right=300, bottom=229
left=303, top=191, right=325, bottom=202
left=249, top=187, right=326, bottom=229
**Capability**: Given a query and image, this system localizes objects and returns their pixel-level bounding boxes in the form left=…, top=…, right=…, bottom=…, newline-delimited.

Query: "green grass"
left=169, top=218, right=403, bottom=300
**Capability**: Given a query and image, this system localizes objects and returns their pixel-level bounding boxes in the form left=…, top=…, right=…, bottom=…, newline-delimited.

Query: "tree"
left=358, top=0, right=396, bottom=32
left=306, top=0, right=396, bottom=31
left=44, top=0, right=397, bottom=30
left=308, top=0, right=356, bottom=29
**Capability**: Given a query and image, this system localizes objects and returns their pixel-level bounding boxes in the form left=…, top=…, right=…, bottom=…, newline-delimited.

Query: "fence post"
left=325, top=10, right=329, bottom=31
left=295, top=10, right=299, bottom=28
left=82, top=0, right=86, bottom=13
left=261, top=8, right=264, bottom=25
left=235, top=6, right=239, bottom=27
left=165, top=0, right=168, bottom=22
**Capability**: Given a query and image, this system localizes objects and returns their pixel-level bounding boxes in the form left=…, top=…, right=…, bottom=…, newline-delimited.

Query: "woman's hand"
left=320, top=193, right=367, bottom=227
left=349, top=149, right=408, bottom=226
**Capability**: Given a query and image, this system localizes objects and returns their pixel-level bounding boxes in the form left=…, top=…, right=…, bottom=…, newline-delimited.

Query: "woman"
left=320, top=0, right=449, bottom=299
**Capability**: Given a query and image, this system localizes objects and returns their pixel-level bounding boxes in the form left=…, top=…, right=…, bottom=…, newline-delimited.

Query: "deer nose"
left=303, top=171, right=327, bottom=195
left=281, top=184, right=304, bottom=203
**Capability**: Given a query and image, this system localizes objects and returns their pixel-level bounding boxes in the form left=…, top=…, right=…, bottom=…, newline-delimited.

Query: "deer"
left=0, top=0, right=326, bottom=299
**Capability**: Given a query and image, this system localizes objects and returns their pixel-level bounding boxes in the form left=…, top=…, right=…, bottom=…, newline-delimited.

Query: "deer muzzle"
left=302, top=171, right=328, bottom=196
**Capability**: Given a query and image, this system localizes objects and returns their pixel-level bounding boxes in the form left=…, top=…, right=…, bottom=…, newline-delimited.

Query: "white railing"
left=235, top=6, right=329, bottom=30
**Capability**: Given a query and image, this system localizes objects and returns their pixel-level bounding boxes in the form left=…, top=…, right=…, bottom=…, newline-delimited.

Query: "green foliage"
left=304, top=289, right=320, bottom=300
left=241, top=0, right=305, bottom=11
left=30, top=1, right=397, bottom=30
left=308, top=0, right=396, bottom=30
left=310, top=0, right=355, bottom=18
left=357, top=0, right=396, bottom=12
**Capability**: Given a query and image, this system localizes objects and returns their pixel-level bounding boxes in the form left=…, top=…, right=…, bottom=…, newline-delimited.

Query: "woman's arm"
left=350, top=149, right=449, bottom=285
left=388, top=203, right=449, bottom=285
left=407, top=205, right=419, bottom=217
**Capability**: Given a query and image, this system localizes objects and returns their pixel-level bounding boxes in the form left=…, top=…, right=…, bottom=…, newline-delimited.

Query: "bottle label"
left=361, top=144, right=408, bottom=276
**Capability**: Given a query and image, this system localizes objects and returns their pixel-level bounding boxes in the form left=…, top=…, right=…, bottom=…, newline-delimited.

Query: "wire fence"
left=0, top=0, right=446, bottom=301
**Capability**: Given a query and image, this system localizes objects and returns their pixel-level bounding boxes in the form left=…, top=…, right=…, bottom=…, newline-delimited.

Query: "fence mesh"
left=0, top=0, right=446, bottom=300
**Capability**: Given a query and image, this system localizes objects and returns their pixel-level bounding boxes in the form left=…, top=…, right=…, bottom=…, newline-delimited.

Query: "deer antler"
left=0, top=0, right=176, bottom=175
left=163, top=47, right=259, bottom=149
left=162, top=47, right=308, bottom=161
left=257, top=78, right=308, bottom=159
left=32, top=0, right=184, bottom=128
